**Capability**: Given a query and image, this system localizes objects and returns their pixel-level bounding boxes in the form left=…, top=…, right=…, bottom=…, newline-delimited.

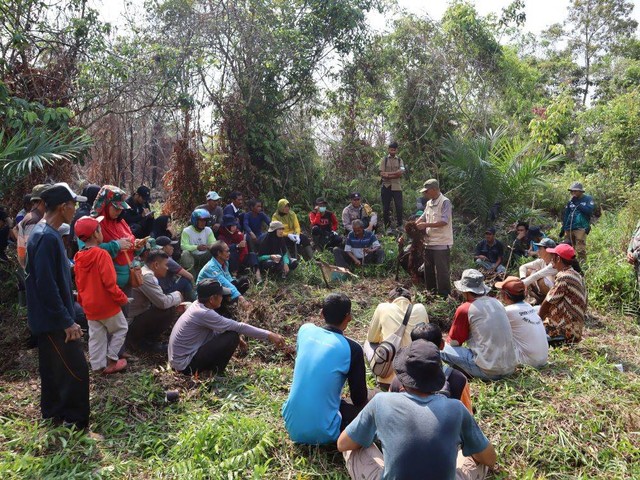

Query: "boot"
left=302, top=245, right=315, bottom=261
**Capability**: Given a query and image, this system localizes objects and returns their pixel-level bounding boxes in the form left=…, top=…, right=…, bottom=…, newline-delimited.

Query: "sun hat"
left=393, top=340, right=446, bottom=393
left=268, top=221, right=285, bottom=232
left=495, top=276, right=526, bottom=296
left=454, top=269, right=491, bottom=295
left=568, top=182, right=585, bottom=192
left=547, top=243, right=576, bottom=261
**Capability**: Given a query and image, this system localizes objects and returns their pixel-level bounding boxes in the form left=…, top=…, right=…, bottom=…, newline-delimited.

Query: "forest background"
left=1, top=0, right=640, bottom=478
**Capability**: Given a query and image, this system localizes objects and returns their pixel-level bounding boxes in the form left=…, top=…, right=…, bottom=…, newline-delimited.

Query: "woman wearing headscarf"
left=272, top=198, right=314, bottom=261
left=151, top=215, right=174, bottom=239
left=258, top=221, right=298, bottom=278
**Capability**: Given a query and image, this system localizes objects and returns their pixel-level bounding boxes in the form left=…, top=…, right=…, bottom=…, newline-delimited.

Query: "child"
left=74, top=216, right=129, bottom=374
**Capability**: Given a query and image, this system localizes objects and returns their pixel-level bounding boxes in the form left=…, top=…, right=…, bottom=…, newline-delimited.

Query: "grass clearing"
left=1, top=257, right=639, bottom=479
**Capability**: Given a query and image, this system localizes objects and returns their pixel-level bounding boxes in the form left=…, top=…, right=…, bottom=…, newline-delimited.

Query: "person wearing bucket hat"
left=539, top=244, right=587, bottom=344
left=440, top=269, right=516, bottom=380
left=473, top=227, right=506, bottom=273
left=25, top=182, right=90, bottom=429
left=197, top=191, right=224, bottom=232
left=257, top=221, right=299, bottom=278
left=337, top=339, right=497, bottom=480
left=15, top=183, right=52, bottom=268
left=496, top=277, right=548, bottom=368
left=122, top=185, right=154, bottom=239
left=309, top=197, right=343, bottom=251
left=519, top=237, right=558, bottom=303
left=560, top=181, right=595, bottom=261
left=416, top=179, right=454, bottom=298
left=168, top=279, right=286, bottom=376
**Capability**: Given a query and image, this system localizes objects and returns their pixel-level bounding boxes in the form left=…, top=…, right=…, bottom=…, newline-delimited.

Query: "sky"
left=92, top=0, right=640, bottom=36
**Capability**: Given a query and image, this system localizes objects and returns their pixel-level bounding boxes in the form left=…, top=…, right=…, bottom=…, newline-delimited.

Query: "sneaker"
left=103, top=358, right=127, bottom=374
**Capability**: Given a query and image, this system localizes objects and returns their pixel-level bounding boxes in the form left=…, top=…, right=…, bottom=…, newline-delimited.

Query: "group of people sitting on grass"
left=5, top=178, right=591, bottom=479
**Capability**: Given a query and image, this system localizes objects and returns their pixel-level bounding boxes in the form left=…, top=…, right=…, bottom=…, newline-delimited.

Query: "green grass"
left=1, top=256, right=639, bottom=479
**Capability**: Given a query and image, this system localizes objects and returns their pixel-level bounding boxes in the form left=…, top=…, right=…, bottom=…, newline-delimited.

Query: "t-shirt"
left=159, top=257, right=183, bottom=292
left=346, top=392, right=489, bottom=480
left=169, top=301, right=270, bottom=371
left=344, top=230, right=381, bottom=260
left=504, top=302, right=548, bottom=367
left=448, top=296, right=516, bottom=376
left=282, top=323, right=367, bottom=444
left=474, top=239, right=504, bottom=264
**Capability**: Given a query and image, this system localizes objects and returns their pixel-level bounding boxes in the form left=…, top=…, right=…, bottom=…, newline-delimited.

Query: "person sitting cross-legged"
left=169, top=279, right=286, bottom=376
left=128, top=250, right=184, bottom=353
left=272, top=198, right=314, bottom=261
left=257, top=221, right=299, bottom=279
left=282, top=293, right=367, bottom=444
left=389, top=323, right=473, bottom=413
left=474, top=227, right=506, bottom=273
left=338, top=340, right=497, bottom=480
left=519, top=238, right=558, bottom=304
left=309, top=197, right=343, bottom=251
left=440, top=269, right=516, bottom=380
left=180, top=208, right=215, bottom=278
left=197, top=240, right=250, bottom=308
left=333, top=219, right=384, bottom=269
left=495, top=276, right=549, bottom=368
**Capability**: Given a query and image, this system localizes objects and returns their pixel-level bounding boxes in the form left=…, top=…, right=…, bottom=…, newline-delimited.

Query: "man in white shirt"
left=495, top=277, right=548, bottom=368
left=519, top=238, right=557, bottom=303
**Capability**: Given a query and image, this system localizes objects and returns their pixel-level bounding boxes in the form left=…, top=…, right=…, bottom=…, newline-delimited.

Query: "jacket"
left=129, top=265, right=182, bottom=319
left=562, top=194, right=595, bottom=232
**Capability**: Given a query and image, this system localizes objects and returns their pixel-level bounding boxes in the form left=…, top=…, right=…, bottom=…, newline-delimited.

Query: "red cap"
left=547, top=243, right=576, bottom=261
left=75, top=216, right=103, bottom=241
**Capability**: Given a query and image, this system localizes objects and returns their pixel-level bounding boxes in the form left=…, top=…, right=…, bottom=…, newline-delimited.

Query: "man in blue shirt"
left=560, top=181, right=595, bottom=261
left=332, top=219, right=384, bottom=268
left=282, top=293, right=367, bottom=444
left=338, top=340, right=497, bottom=480
left=198, top=241, right=250, bottom=308
left=26, top=183, right=90, bottom=430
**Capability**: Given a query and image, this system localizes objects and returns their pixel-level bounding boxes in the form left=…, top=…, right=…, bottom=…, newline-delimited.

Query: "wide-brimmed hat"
left=547, top=243, right=576, bottom=261
left=495, top=276, right=526, bottom=296
left=393, top=340, right=446, bottom=393
left=533, top=238, right=556, bottom=249
left=454, top=269, right=491, bottom=295
left=268, top=221, right=285, bottom=232
left=568, top=182, right=585, bottom=192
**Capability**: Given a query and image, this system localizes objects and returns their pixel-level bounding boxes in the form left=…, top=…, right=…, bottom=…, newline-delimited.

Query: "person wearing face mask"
left=309, top=197, right=343, bottom=251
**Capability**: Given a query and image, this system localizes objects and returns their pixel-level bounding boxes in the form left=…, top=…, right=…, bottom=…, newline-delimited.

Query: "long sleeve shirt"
left=309, top=211, right=339, bottom=232
left=197, top=257, right=241, bottom=299
left=129, top=266, right=182, bottom=319
left=519, top=258, right=557, bottom=287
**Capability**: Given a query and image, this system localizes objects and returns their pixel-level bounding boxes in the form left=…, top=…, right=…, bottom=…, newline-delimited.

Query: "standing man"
left=380, top=141, right=405, bottom=233
left=560, top=182, right=595, bottom=261
left=25, top=183, right=90, bottom=429
left=626, top=220, right=640, bottom=298
left=416, top=179, right=453, bottom=298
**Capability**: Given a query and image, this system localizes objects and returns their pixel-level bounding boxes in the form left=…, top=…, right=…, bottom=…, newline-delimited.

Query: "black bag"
left=369, top=304, right=413, bottom=378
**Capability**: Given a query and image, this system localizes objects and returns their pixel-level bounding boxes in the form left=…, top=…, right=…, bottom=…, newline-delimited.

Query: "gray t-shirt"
left=169, top=301, right=270, bottom=371
left=345, top=392, right=489, bottom=480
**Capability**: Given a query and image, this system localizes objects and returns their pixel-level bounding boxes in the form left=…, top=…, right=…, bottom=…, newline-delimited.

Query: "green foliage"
left=529, top=88, right=578, bottom=155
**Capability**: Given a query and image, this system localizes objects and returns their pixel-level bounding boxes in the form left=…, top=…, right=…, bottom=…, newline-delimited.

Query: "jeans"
left=440, top=344, right=503, bottom=381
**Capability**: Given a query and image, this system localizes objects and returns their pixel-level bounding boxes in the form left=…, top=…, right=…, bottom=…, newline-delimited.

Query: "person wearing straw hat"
left=559, top=181, right=595, bottom=261
left=338, top=340, right=497, bottom=480
left=440, top=269, right=516, bottom=380
left=415, top=179, right=453, bottom=298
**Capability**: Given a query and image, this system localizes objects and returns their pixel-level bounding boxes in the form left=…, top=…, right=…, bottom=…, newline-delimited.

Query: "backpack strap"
left=401, top=303, right=413, bottom=327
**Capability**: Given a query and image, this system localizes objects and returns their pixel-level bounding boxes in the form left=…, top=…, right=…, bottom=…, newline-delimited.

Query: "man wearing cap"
left=496, top=277, right=548, bottom=368
left=155, top=236, right=195, bottom=301
left=338, top=340, right=497, bottom=480
left=440, top=269, right=516, bottom=380
left=474, top=227, right=506, bottom=273
left=342, top=192, right=378, bottom=234
left=123, top=185, right=154, bottom=239
left=25, top=182, right=90, bottom=429
left=519, top=238, right=558, bottom=303
left=364, top=287, right=428, bottom=389
left=169, top=279, right=286, bottom=375
left=309, top=197, right=342, bottom=251
left=626, top=220, right=640, bottom=297
left=197, top=191, right=224, bottom=232
left=283, top=293, right=367, bottom=445
left=16, top=184, right=51, bottom=268
left=380, top=141, right=405, bottom=233
left=416, top=179, right=454, bottom=298
left=539, top=244, right=587, bottom=343
left=128, top=250, right=184, bottom=352
left=560, top=182, right=595, bottom=261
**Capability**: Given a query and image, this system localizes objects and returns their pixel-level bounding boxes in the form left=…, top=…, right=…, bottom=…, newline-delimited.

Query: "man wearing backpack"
left=365, top=287, right=428, bottom=389
left=380, top=141, right=405, bottom=233
left=560, top=181, right=595, bottom=262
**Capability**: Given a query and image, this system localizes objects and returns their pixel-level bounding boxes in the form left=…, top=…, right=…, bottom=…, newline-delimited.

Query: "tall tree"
left=565, top=0, right=637, bottom=105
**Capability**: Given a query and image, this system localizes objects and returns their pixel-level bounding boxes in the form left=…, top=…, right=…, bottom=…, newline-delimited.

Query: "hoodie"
left=272, top=199, right=301, bottom=235
left=74, top=246, right=129, bottom=321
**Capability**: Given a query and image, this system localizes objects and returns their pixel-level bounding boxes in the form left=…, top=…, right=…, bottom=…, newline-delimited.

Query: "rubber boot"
left=302, top=245, right=315, bottom=261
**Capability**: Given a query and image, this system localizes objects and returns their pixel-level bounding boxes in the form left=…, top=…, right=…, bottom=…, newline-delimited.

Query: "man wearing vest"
left=416, top=179, right=454, bottom=298
left=380, top=141, right=405, bottom=233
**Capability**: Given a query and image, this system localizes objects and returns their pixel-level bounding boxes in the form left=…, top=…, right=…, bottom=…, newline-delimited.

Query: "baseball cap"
left=29, top=184, right=52, bottom=201
left=349, top=192, right=361, bottom=200
left=155, top=236, right=178, bottom=247
left=533, top=238, right=556, bottom=249
left=485, top=227, right=496, bottom=234
left=423, top=179, right=439, bottom=190
left=40, top=182, right=87, bottom=207
left=206, top=191, right=221, bottom=201
left=495, top=276, right=526, bottom=296
left=547, top=243, right=576, bottom=261
left=75, top=215, right=104, bottom=241
left=197, top=279, right=232, bottom=299
left=315, top=197, right=327, bottom=205
left=136, top=185, right=151, bottom=201
left=568, top=182, right=585, bottom=192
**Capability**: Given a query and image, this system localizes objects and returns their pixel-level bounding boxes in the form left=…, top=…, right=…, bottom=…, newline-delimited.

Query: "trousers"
left=381, top=186, right=403, bottom=229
